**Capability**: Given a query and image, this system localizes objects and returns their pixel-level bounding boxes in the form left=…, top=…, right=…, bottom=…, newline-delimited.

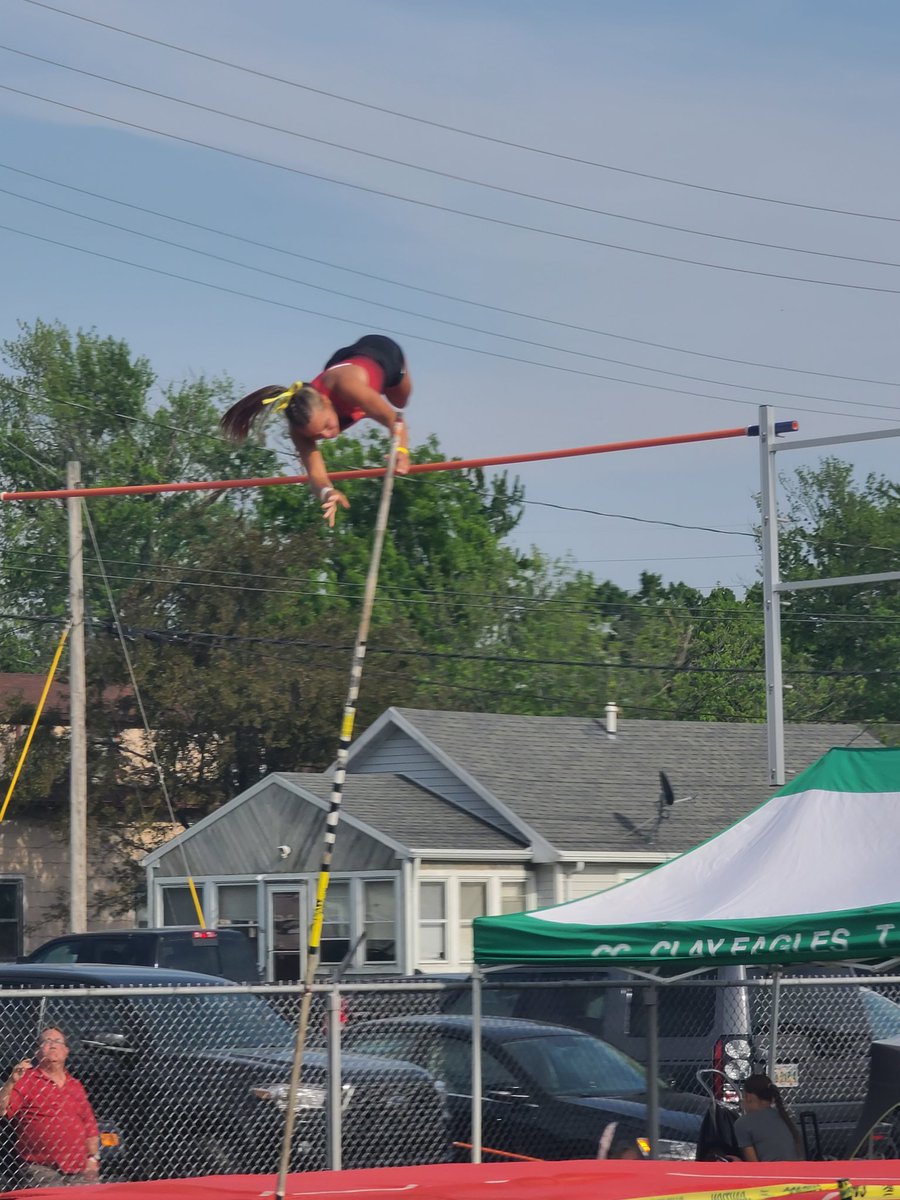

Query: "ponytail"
left=220, top=383, right=325, bottom=442
left=220, top=386, right=287, bottom=442
left=743, top=1073, right=802, bottom=1156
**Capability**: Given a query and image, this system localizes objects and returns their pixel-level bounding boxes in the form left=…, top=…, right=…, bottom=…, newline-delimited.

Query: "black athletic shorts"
left=323, top=335, right=406, bottom=390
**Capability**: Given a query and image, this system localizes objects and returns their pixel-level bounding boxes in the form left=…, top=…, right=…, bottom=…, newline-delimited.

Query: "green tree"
left=776, top=458, right=900, bottom=731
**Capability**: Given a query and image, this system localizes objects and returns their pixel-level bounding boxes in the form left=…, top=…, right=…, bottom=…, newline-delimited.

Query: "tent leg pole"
left=767, top=966, right=782, bottom=1080
left=645, top=984, right=659, bottom=1158
left=471, top=967, right=483, bottom=1163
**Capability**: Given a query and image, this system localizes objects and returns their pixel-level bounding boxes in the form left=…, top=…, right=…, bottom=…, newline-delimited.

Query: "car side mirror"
left=485, top=1087, right=531, bottom=1104
left=81, top=1032, right=134, bottom=1054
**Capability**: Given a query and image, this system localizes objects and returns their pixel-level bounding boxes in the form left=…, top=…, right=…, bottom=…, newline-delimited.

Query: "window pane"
left=322, top=883, right=351, bottom=936
left=0, top=882, right=19, bottom=921
left=0, top=881, right=22, bottom=958
left=460, top=882, right=487, bottom=921
left=162, top=886, right=205, bottom=926
left=458, top=923, right=474, bottom=962
left=500, top=881, right=527, bottom=914
left=321, top=883, right=351, bottom=965
left=419, top=925, right=446, bottom=961
left=364, top=881, right=396, bottom=964
left=218, top=885, right=257, bottom=927
left=420, top=882, right=445, bottom=919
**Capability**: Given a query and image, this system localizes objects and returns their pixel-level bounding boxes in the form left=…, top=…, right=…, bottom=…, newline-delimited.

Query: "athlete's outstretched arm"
left=291, top=431, right=350, bottom=527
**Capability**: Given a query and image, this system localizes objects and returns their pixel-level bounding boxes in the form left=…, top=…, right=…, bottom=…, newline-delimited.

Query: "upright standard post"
left=66, top=463, right=88, bottom=932
left=470, top=967, right=483, bottom=1163
left=758, top=406, right=786, bottom=786
left=767, top=966, right=782, bottom=1080
left=276, top=437, right=400, bottom=1200
left=645, top=984, right=660, bottom=1157
left=326, top=986, right=343, bottom=1171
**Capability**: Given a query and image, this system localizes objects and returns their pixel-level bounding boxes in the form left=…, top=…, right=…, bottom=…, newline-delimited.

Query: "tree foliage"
left=1, top=322, right=897, bottom=918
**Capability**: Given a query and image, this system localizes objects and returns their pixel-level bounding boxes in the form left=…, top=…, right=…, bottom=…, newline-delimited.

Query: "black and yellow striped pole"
left=276, top=432, right=401, bottom=1198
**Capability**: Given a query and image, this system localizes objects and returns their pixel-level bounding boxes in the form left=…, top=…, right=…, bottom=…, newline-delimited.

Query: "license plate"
left=773, top=1063, right=799, bottom=1088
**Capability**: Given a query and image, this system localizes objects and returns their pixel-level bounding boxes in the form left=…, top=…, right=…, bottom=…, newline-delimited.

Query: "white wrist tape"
left=319, top=486, right=334, bottom=501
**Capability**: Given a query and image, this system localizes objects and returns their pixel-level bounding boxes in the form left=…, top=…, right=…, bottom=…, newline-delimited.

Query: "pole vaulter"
left=1, top=421, right=798, bottom=503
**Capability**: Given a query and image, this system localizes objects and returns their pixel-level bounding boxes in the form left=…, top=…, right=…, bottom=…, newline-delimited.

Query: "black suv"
left=0, top=965, right=449, bottom=1187
left=23, top=928, right=260, bottom=983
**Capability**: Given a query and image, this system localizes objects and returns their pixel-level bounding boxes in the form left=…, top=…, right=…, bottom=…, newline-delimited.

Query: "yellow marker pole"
left=276, top=434, right=401, bottom=1199
left=0, top=625, right=70, bottom=823
left=186, top=876, right=206, bottom=929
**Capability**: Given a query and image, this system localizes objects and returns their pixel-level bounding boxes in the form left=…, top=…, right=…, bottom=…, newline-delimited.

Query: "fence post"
left=645, top=984, right=659, bottom=1158
left=767, top=967, right=782, bottom=1081
left=326, top=985, right=343, bottom=1170
left=471, top=967, right=483, bottom=1163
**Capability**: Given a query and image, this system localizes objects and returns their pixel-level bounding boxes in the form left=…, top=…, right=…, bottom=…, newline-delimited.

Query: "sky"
left=1, top=0, right=899, bottom=593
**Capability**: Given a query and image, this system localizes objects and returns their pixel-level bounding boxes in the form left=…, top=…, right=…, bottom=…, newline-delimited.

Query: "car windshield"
left=501, top=1032, right=647, bottom=1097
left=862, top=988, right=900, bottom=1040
left=133, top=993, right=294, bottom=1051
left=43, top=991, right=294, bottom=1053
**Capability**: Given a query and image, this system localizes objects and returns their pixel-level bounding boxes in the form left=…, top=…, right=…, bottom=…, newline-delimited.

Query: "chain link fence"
left=0, top=970, right=898, bottom=1188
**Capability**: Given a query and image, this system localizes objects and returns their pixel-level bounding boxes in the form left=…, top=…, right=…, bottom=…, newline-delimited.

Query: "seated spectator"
left=734, top=1073, right=802, bottom=1162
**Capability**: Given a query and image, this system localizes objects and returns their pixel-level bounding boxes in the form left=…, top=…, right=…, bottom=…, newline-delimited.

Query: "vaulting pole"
left=275, top=433, right=401, bottom=1199
left=1, top=422, right=798, bottom=502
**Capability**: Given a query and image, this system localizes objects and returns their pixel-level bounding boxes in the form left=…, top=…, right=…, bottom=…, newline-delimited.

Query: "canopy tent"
left=474, top=747, right=900, bottom=968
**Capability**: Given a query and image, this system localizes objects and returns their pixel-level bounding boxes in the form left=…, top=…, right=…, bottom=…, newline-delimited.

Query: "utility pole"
left=67, top=461, right=87, bottom=932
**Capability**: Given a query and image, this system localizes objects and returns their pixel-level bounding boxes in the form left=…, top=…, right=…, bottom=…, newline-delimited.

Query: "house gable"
left=146, top=778, right=402, bottom=876
left=347, top=709, right=554, bottom=859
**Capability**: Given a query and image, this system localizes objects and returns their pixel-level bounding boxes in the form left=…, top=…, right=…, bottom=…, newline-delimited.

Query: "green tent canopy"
left=474, top=747, right=900, bottom=968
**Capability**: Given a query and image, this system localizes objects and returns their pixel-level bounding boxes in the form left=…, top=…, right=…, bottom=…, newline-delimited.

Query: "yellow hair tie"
left=262, top=381, right=305, bottom=413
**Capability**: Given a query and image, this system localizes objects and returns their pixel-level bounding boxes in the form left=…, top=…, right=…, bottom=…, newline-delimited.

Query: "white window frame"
left=151, top=872, right=401, bottom=977
left=416, top=872, right=531, bottom=970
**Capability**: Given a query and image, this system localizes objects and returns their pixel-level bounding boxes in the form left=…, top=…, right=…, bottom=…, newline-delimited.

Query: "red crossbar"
left=1, top=424, right=785, bottom=502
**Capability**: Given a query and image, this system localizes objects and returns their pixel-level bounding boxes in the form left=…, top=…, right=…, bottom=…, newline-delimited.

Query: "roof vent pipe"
left=605, top=702, right=620, bottom=738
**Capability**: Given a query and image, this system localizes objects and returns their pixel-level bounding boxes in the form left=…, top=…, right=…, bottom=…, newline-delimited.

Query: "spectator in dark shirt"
left=734, top=1073, right=801, bottom=1162
left=0, top=1027, right=100, bottom=1186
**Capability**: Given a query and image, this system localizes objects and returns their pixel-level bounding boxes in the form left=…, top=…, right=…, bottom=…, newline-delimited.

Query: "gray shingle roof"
left=390, top=710, right=883, bottom=853
left=281, top=772, right=526, bottom=853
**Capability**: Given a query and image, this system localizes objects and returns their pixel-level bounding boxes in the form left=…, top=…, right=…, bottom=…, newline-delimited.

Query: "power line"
left=20, top=0, right=900, bottom=227
left=4, top=221, right=899, bottom=427
left=91, top=619, right=900, bottom=677
left=524, top=501, right=753, bottom=538
left=5, top=84, right=900, bottom=300
left=4, top=160, right=899, bottom=391
left=6, top=187, right=899, bottom=414
left=6, top=43, right=900, bottom=276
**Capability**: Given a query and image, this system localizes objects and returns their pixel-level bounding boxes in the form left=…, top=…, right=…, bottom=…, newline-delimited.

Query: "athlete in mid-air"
left=221, top=334, right=411, bottom=526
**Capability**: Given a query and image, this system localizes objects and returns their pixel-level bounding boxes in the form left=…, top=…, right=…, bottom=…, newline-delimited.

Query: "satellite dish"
left=617, top=770, right=695, bottom=843
left=659, top=771, right=675, bottom=808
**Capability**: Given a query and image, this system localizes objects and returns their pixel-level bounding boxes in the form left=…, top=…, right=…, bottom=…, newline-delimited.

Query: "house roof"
left=372, top=709, right=884, bottom=854
left=281, top=774, right=527, bottom=853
